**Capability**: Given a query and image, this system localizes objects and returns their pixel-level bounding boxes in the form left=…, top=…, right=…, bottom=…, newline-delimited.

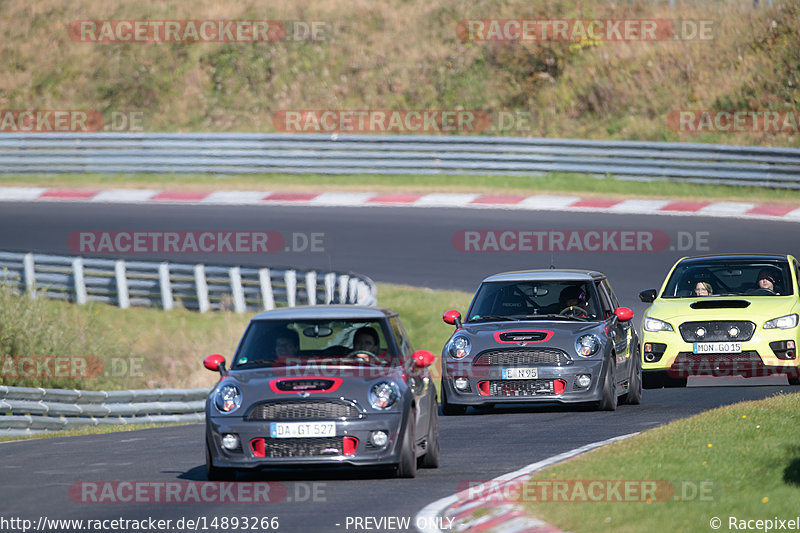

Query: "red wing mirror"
left=443, top=310, right=462, bottom=328
left=614, top=307, right=634, bottom=322
left=411, top=350, right=435, bottom=368
left=204, top=354, right=226, bottom=372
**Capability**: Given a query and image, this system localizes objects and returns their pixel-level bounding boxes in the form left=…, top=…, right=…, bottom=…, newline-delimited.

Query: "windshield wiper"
left=517, top=313, right=591, bottom=322
left=467, top=315, right=518, bottom=323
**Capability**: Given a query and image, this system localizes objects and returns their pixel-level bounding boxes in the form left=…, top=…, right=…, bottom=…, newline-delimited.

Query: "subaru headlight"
left=764, top=313, right=798, bottom=330
left=448, top=336, right=471, bottom=359
left=575, top=334, right=601, bottom=357
left=214, top=383, right=242, bottom=413
left=369, top=381, right=399, bottom=410
left=644, top=317, right=674, bottom=332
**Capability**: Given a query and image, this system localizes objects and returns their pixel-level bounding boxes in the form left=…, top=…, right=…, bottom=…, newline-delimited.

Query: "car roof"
left=678, top=254, right=790, bottom=264
left=480, top=269, right=606, bottom=283
left=251, top=305, right=396, bottom=321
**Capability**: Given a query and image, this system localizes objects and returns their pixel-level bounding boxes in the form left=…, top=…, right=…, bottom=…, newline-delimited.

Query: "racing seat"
left=492, top=293, right=529, bottom=316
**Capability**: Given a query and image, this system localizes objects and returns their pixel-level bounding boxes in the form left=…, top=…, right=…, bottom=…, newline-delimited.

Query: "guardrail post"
left=114, top=260, right=130, bottom=309
left=194, top=264, right=210, bottom=313
left=324, top=272, right=336, bottom=305
left=285, top=270, right=297, bottom=307
left=338, top=275, right=350, bottom=303
left=258, top=268, right=274, bottom=310
left=348, top=278, right=358, bottom=305
left=72, top=257, right=87, bottom=305
left=229, top=266, right=246, bottom=313
left=23, top=252, right=36, bottom=298
left=305, top=271, right=317, bottom=305
left=158, top=262, right=173, bottom=311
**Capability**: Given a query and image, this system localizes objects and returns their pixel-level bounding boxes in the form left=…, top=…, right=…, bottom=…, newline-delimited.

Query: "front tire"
left=395, top=409, right=417, bottom=478
left=419, top=402, right=440, bottom=469
left=595, top=360, right=617, bottom=411
left=206, top=440, right=236, bottom=481
left=621, top=350, right=642, bottom=405
left=440, top=383, right=467, bottom=416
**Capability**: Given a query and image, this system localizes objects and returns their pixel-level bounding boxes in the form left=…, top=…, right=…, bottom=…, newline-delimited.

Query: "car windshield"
left=662, top=260, right=793, bottom=298
left=466, top=280, right=600, bottom=322
left=231, top=319, right=397, bottom=369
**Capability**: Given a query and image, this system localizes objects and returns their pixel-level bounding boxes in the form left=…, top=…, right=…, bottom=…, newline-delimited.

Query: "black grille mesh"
left=488, top=380, right=555, bottom=396
left=679, top=321, right=755, bottom=342
left=474, top=349, right=570, bottom=366
left=247, top=400, right=361, bottom=421
left=259, top=437, right=342, bottom=458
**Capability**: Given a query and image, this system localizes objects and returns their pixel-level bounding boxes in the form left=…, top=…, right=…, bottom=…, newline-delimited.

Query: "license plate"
left=269, top=422, right=336, bottom=439
left=693, top=342, right=742, bottom=354
left=501, top=367, right=538, bottom=379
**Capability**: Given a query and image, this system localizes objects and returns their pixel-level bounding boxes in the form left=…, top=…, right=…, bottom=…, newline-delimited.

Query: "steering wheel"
left=346, top=350, right=387, bottom=366
left=749, top=288, right=776, bottom=296
left=559, top=305, right=589, bottom=317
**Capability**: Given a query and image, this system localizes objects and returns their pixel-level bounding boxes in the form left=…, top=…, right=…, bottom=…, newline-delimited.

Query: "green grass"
left=2, top=172, right=799, bottom=204
left=0, top=281, right=472, bottom=392
left=0, top=422, right=187, bottom=442
left=518, top=392, right=800, bottom=533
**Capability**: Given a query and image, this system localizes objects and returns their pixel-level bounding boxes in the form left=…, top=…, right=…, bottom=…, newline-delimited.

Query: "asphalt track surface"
left=0, top=201, right=798, bottom=533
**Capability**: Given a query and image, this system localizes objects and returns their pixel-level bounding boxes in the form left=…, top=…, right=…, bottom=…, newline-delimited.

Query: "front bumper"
left=207, top=411, right=404, bottom=469
left=642, top=328, right=799, bottom=378
left=441, top=359, right=606, bottom=405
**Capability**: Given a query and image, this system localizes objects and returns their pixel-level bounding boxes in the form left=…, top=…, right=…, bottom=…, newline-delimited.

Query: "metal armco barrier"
left=0, top=385, right=209, bottom=436
left=1, top=133, right=799, bottom=188
left=0, top=251, right=377, bottom=312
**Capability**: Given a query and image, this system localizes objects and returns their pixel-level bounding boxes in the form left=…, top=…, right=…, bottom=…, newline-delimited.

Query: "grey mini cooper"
left=203, top=306, right=438, bottom=479
left=440, top=270, right=641, bottom=414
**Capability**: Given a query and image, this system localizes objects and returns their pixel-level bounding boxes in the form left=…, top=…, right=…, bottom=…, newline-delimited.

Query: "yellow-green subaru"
left=639, top=254, right=800, bottom=388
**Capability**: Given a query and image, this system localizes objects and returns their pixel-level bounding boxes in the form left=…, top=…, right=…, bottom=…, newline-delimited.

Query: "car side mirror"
left=639, top=289, right=657, bottom=303
left=614, top=307, right=634, bottom=322
left=411, top=350, right=435, bottom=368
left=204, top=354, right=227, bottom=375
left=443, top=310, right=462, bottom=328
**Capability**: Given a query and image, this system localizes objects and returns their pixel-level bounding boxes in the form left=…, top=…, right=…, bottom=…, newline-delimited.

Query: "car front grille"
left=246, top=400, right=362, bottom=421
left=259, top=437, right=342, bottom=458
left=488, top=379, right=556, bottom=396
left=678, top=321, right=755, bottom=342
left=670, top=351, right=765, bottom=376
left=473, top=349, right=570, bottom=366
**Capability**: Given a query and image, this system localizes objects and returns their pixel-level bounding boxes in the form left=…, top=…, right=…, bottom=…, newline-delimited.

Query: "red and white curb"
left=415, top=433, right=639, bottom=533
left=0, top=187, right=799, bottom=221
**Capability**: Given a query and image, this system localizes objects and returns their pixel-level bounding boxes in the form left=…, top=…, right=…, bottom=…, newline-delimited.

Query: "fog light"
left=370, top=431, right=388, bottom=447
left=454, top=377, right=469, bottom=391
left=644, top=352, right=657, bottom=363
left=576, top=374, right=591, bottom=388
left=221, top=433, right=240, bottom=450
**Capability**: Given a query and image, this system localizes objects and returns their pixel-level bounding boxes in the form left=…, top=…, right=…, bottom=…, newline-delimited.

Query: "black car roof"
left=481, top=269, right=606, bottom=283
left=251, top=305, right=397, bottom=321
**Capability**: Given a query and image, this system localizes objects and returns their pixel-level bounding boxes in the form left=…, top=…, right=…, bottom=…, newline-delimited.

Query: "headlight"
left=214, top=383, right=242, bottom=413
left=764, top=313, right=798, bottom=330
left=644, top=317, right=674, bottom=332
left=575, top=334, right=601, bottom=357
left=369, top=381, right=399, bottom=410
left=448, top=336, right=471, bottom=359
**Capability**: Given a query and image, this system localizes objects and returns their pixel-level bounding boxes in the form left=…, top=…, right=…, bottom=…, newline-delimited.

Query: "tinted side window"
left=389, top=317, right=414, bottom=356
left=601, top=279, right=620, bottom=309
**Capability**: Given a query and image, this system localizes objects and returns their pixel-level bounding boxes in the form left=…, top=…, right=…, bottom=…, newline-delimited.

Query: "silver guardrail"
left=0, top=251, right=377, bottom=312
left=1, top=133, right=799, bottom=188
left=0, top=385, right=209, bottom=437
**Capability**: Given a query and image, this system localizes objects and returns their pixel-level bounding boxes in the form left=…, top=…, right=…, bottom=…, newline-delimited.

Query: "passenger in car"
left=694, top=282, right=712, bottom=296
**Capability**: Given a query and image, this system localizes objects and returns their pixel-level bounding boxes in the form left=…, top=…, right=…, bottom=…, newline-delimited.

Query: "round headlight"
left=369, top=381, right=399, bottom=410
left=575, top=334, right=601, bottom=357
left=214, top=383, right=242, bottom=413
left=448, top=336, right=471, bottom=359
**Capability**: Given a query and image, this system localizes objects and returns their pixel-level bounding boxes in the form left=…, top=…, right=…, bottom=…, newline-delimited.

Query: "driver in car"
left=559, top=285, right=590, bottom=315
left=754, top=269, right=781, bottom=295
left=353, top=326, right=389, bottom=363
